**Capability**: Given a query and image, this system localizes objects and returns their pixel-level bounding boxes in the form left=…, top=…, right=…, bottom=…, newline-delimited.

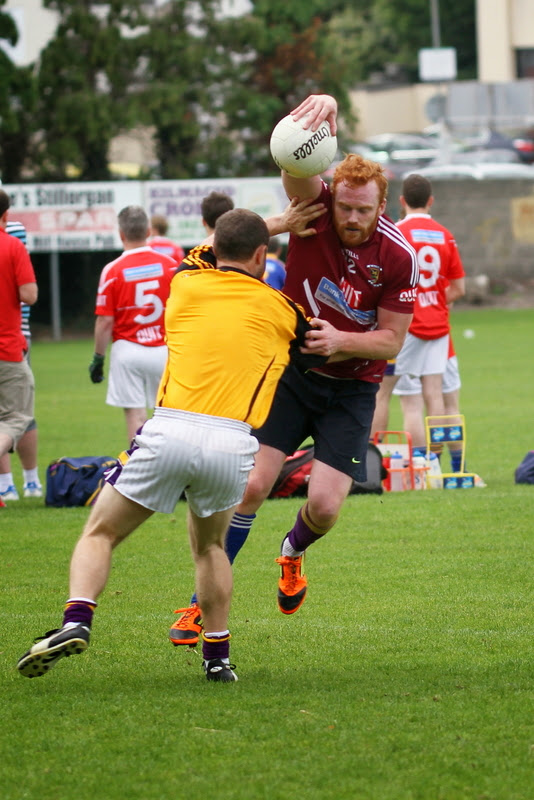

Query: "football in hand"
left=270, top=114, right=337, bottom=178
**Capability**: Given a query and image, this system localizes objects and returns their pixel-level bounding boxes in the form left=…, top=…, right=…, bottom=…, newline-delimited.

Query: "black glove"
left=89, top=353, right=105, bottom=383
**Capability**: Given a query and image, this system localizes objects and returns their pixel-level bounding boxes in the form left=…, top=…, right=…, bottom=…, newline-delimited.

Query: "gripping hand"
left=89, top=353, right=105, bottom=383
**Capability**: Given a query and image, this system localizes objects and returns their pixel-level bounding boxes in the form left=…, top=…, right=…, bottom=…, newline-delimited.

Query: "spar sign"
left=4, top=182, right=143, bottom=252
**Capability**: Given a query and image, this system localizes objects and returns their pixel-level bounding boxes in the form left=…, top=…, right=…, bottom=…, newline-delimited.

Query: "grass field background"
left=1, top=308, right=533, bottom=800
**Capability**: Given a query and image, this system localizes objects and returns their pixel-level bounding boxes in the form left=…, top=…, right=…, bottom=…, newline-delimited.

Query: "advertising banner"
left=4, top=177, right=289, bottom=252
left=4, top=182, right=143, bottom=252
left=144, top=177, right=288, bottom=247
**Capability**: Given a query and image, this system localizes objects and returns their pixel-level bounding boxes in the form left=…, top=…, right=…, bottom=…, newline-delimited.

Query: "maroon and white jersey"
left=284, top=182, right=418, bottom=382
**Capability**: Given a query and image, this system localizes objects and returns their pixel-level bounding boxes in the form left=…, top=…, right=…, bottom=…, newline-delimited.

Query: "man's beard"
left=335, top=211, right=380, bottom=248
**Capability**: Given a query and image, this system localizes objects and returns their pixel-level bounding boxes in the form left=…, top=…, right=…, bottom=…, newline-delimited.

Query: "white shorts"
left=393, top=355, right=461, bottom=396
left=107, top=339, right=167, bottom=409
left=394, top=333, right=449, bottom=378
left=109, top=407, right=259, bottom=517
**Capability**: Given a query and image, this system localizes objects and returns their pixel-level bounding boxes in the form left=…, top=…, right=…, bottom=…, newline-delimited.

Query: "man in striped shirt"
left=0, top=220, right=43, bottom=501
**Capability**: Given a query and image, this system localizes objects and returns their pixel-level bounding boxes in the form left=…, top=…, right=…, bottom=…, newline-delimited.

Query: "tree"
left=326, top=0, right=476, bottom=86
left=0, top=1, right=36, bottom=182
left=36, top=0, right=146, bottom=180
left=208, top=1, right=353, bottom=176
left=133, top=0, right=223, bottom=179
left=135, top=0, right=353, bottom=178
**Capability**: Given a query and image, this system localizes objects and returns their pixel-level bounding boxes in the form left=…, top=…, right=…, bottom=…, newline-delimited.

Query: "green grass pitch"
left=1, top=308, right=533, bottom=800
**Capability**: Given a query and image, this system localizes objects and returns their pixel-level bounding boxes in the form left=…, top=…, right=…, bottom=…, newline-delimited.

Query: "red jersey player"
left=148, top=214, right=184, bottom=264
left=89, top=206, right=177, bottom=442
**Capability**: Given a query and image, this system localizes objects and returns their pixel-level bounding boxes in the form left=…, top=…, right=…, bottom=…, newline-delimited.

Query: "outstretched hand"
left=282, top=196, right=327, bottom=238
left=290, top=94, right=338, bottom=136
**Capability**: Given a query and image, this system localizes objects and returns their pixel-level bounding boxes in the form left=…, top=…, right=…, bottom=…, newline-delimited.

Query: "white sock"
left=282, top=537, right=304, bottom=558
left=23, top=468, right=39, bottom=484
left=62, top=622, right=90, bottom=630
left=0, top=472, right=15, bottom=491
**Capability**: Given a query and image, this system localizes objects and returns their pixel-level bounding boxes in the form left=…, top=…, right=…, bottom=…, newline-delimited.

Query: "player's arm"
left=89, top=315, right=114, bottom=383
left=266, top=196, right=326, bottom=239
left=282, top=171, right=323, bottom=204
left=445, top=277, right=465, bottom=305
left=18, top=282, right=38, bottom=305
left=301, top=307, right=413, bottom=361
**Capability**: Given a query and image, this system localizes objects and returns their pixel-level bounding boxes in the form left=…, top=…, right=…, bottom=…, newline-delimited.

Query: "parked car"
left=322, top=135, right=436, bottom=180
left=402, top=161, right=534, bottom=180
left=501, top=129, right=534, bottom=164
left=363, top=133, right=439, bottom=175
left=445, top=127, right=534, bottom=165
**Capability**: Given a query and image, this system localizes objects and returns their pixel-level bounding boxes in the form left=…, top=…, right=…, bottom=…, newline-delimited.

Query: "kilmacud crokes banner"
left=145, top=177, right=287, bottom=247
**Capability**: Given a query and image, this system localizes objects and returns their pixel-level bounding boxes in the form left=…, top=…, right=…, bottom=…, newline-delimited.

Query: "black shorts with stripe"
left=253, top=364, right=378, bottom=482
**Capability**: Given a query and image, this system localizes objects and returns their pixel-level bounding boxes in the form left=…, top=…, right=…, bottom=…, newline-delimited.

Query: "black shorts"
left=254, top=365, right=378, bottom=481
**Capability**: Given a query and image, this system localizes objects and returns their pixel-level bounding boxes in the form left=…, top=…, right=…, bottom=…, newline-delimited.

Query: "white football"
left=270, top=114, right=337, bottom=178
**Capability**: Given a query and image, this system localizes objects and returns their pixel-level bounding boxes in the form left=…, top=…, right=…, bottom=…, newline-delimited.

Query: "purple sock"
left=202, top=632, right=230, bottom=661
left=62, top=599, right=96, bottom=628
left=287, top=507, right=326, bottom=552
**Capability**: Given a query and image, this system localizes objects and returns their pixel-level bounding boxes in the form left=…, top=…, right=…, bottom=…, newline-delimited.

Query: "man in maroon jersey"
left=257, top=93, right=419, bottom=614
left=171, top=93, right=419, bottom=642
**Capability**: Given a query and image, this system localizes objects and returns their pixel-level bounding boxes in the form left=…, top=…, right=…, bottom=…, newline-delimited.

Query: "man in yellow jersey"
left=17, top=206, right=327, bottom=684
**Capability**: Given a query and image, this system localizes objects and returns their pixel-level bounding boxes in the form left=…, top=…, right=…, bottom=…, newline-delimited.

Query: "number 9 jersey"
left=95, top=246, right=177, bottom=346
left=396, top=213, right=465, bottom=340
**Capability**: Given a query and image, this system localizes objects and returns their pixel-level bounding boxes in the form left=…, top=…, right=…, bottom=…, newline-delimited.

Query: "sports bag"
left=514, top=451, right=534, bottom=484
left=269, top=445, right=314, bottom=498
left=45, top=456, right=117, bottom=508
left=268, top=443, right=386, bottom=498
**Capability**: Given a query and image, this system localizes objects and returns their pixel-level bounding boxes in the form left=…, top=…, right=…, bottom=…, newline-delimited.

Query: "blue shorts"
left=253, top=365, right=378, bottom=481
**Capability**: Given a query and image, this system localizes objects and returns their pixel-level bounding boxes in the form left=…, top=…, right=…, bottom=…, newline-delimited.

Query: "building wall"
left=349, top=85, right=443, bottom=138
left=477, top=0, right=534, bottom=82
left=387, top=177, right=534, bottom=285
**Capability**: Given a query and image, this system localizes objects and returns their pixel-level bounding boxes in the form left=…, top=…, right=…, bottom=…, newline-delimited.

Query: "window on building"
left=516, top=49, right=534, bottom=79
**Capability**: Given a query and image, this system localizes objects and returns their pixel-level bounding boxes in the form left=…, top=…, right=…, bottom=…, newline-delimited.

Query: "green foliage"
left=0, top=0, right=477, bottom=181
left=0, top=1, right=36, bottom=181
left=36, top=0, right=145, bottom=180
left=326, top=0, right=476, bottom=84
left=135, top=0, right=353, bottom=178
left=133, top=0, right=220, bottom=178
left=200, top=1, right=353, bottom=178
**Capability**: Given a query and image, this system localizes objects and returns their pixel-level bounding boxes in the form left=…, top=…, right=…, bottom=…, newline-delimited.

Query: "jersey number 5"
left=134, top=280, right=164, bottom=325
